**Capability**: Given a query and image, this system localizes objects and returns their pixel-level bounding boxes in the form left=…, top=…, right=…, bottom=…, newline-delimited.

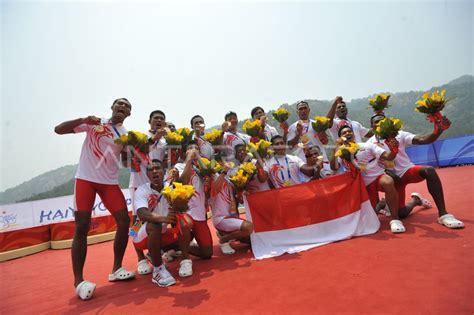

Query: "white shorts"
left=214, top=216, right=244, bottom=233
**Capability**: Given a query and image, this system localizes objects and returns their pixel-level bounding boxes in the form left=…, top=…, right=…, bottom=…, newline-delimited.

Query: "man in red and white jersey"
left=370, top=114, right=464, bottom=229
left=250, top=106, right=279, bottom=142
left=267, top=135, right=316, bottom=188
left=222, top=111, right=251, bottom=161
left=286, top=101, right=331, bottom=175
left=210, top=143, right=268, bottom=255
left=190, top=115, right=214, bottom=160
left=327, top=97, right=373, bottom=143
left=174, top=142, right=214, bottom=262
left=330, top=125, right=405, bottom=233
left=54, top=98, right=135, bottom=300
left=133, top=159, right=193, bottom=287
left=129, top=110, right=168, bottom=275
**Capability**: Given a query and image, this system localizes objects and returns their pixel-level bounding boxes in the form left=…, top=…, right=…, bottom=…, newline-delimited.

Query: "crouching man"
left=133, top=159, right=193, bottom=287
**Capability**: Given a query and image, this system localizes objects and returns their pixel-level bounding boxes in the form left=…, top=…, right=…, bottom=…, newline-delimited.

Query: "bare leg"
left=379, top=175, right=400, bottom=220
left=419, top=166, right=448, bottom=217
left=399, top=196, right=422, bottom=219
left=111, top=209, right=131, bottom=273
left=219, top=221, right=254, bottom=244
left=146, top=223, right=163, bottom=267
left=72, top=211, right=92, bottom=287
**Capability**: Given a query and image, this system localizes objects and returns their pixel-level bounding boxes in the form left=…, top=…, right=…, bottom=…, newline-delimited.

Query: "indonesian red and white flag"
left=245, top=172, right=380, bottom=260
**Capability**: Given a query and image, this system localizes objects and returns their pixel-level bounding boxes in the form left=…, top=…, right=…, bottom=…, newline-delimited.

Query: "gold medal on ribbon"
left=94, top=125, right=105, bottom=133
left=283, top=180, right=292, bottom=187
left=301, top=134, right=310, bottom=144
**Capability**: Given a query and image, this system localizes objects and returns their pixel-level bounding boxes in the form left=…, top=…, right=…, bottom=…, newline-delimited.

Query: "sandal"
left=76, top=280, right=96, bottom=300
left=179, top=259, right=193, bottom=277
left=137, top=259, right=152, bottom=275
left=219, top=241, right=236, bottom=255
left=411, top=192, right=433, bottom=209
left=162, top=249, right=182, bottom=263
left=438, top=214, right=464, bottom=229
left=390, top=220, right=406, bottom=233
left=108, top=267, right=136, bottom=282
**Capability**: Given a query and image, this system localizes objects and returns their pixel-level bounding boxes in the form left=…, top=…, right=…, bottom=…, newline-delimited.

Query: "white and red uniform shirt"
left=129, top=132, right=167, bottom=190
left=262, top=124, right=279, bottom=142
left=195, top=136, right=215, bottom=160
left=134, top=183, right=170, bottom=232
left=74, top=118, right=126, bottom=185
left=222, top=131, right=250, bottom=159
left=209, top=175, right=235, bottom=226
left=352, top=141, right=387, bottom=186
left=174, top=162, right=207, bottom=221
left=368, top=131, right=416, bottom=177
left=267, top=154, right=305, bottom=188
left=287, top=119, right=330, bottom=171
left=329, top=117, right=370, bottom=143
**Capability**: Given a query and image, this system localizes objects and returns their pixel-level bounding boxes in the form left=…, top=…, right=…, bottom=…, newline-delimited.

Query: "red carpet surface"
left=1, top=166, right=473, bottom=314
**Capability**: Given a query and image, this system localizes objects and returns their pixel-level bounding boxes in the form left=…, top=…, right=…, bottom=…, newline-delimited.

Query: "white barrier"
left=0, top=189, right=132, bottom=233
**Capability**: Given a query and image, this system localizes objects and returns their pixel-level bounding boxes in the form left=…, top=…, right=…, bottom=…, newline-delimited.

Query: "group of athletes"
left=54, top=96, right=464, bottom=300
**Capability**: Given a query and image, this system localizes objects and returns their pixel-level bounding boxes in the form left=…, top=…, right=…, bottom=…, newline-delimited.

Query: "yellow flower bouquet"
left=177, top=127, right=193, bottom=142
left=164, top=131, right=184, bottom=145
left=247, top=139, right=272, bottom=159
left=415, top=90, right=450, bottom=129
left=202, top=129, right=223, bottom=145
left=374, top=117, right=403, bottom=139
left=229, top=162, right=257, bottom=189
left=229, top=169, right=251, bottom=190
left=114, top=130, right=150, bottom=172
left=311, top=116, right=330, bottom=145
left=415, top=90, right=446, bottom=115
left=196, top=157, right=222, bottom=177
left=368, top=93, right=390, bottom=113
left=161, top=182, right=195, bottom=213
left=335, top=142, right=360, bottom=163
left=114, top=130, right=150, bottom=152
left=311, top=116, right=330, bottom=133
left=272, top=107, right=290, bottom=123
left=242, top=119, right=263, bottom=138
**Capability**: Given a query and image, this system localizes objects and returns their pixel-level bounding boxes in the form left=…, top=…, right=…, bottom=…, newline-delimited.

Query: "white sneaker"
left=219, top=241, right=236, bottom=255
left=179, top=259, right=193, bottom=278
left=152, top=265, right=176, bottom=287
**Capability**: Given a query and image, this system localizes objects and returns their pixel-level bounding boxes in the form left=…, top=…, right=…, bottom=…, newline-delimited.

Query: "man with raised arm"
left=286, top=101, right=331, bottom=175
left=369, top=114, right=464, bottom=229
left=54, top=98, right=135, bottom=300
left=327, top=97, right=373, bottom=142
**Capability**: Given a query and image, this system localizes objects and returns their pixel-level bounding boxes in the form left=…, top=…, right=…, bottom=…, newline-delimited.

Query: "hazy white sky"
left=1, top=0, right=473, bottom=191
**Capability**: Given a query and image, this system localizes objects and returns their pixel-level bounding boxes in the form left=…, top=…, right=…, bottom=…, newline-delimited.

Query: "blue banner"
left=406, top=134, right=474, bottom=167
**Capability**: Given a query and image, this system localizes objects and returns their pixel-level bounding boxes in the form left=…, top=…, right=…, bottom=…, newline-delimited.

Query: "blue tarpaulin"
left=405, top=134, right=474, bottom=167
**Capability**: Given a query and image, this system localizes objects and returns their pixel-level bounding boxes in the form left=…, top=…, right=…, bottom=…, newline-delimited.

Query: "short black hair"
left=338, top=124, right=353, bottom=137
left=182, top=140, right=198, bottom=152
left=370, top=113, right=386, bottom=126
left=146, top=159, right=163, bottom=170
left=251, top=106, right=264, bottom=118
left=270, top=135, right=284, bottom=144
left=190, top=115, right=204, bottom=127
left=149, top=110, right=166, bottom=121
left=296, top=101, right=309, bottom=109
left=234, top=143, right=246, bottom=152
left=112, top=98, right=131, bottom=108
left=225, top=111, right=237, bottom=121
